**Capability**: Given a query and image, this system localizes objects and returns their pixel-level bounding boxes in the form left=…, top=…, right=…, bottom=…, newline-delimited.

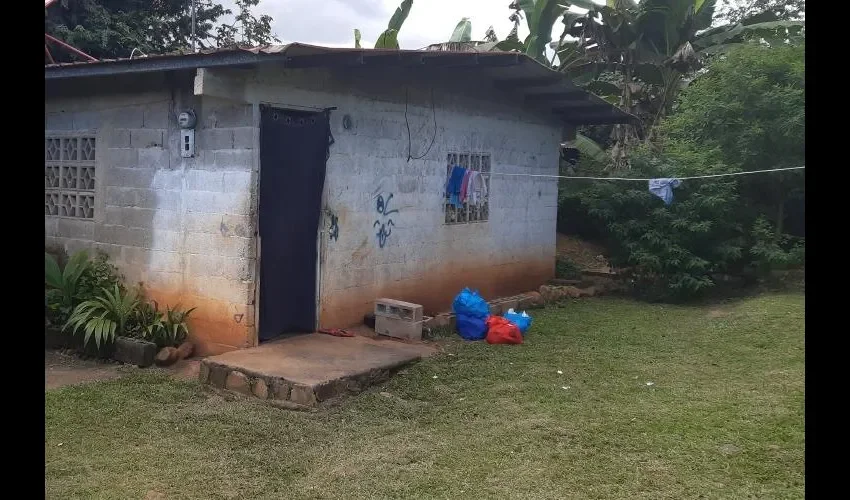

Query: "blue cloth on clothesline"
left=446, top=165, right=467, bottom=208
left=648, top=178, right=682, bottom=205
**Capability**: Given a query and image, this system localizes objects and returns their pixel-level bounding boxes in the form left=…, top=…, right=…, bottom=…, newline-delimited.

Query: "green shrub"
left=749, top=217, right=805, bottom=274
left=129, top=300, right=196, bottom=348
left=555, top=256, right=583, bottom=279
left=64, top=284, right=141, bottom=348
left=561, top=148, right=744, bottom=301
left=77, top=251, right=124, bottom=301
left=45, top=250, right=92, bottom=326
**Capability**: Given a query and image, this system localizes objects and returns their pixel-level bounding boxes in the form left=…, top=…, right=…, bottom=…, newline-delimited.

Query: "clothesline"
left=486, top=166, right=805, bottom=181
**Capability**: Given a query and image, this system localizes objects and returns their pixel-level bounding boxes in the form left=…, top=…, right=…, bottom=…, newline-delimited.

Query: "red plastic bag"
left=485, top=316, right=523, bottom=345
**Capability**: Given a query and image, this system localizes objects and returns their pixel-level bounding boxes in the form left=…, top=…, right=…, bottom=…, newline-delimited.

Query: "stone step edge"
left=199, top=357, right=418, bottom=408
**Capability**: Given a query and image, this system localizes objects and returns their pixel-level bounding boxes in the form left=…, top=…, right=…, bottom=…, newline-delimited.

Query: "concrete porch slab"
left=199, top=333, right=437, bottom=408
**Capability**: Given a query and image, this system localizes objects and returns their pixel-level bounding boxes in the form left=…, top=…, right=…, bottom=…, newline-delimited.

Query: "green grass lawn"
left=45, top=294, right=805, bottom=499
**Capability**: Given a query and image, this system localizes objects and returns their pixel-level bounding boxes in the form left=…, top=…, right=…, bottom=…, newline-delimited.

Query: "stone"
left=562, top=286, right=583, bottom=299
left=539, top=285, right=558, bottom=303
left=207, top=363, right=228, bottom=387
left=289, top=384, right=317, bottom=406
left=252, top=378, right=269, bottom=399
left=176, top=341, right=195, bottom=360
left=314, top=380, right=345, bottom=402
left=225, top=371, right=251, bottom=395
left=500, top=299, right=519, bottom=312
left=272, top=379, right=292, bottom=400
left=579, top=286, right=597, bottom=298
left=154, top=346, right=179, bottom=366
left=198, top=362, right=210, bottom=383
left=113, top=336, right=157, bottom=367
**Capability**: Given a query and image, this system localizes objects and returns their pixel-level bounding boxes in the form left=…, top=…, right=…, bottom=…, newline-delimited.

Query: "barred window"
left=445, top=152, right=491, bottom=224
left=45, top=135, right=96, bottom=219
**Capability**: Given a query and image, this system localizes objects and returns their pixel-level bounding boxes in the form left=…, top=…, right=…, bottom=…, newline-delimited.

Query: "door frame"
left=251, top=102, right=331, bottom=344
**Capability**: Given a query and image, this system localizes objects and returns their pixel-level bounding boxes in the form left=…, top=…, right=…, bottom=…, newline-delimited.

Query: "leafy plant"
left=64, top=284, right=140, bottom=348
left=129, top=300, right=165, bottom=342
left=132, top=301, right=196, bottom=348
left=77, top=251, right=124, bottom=301
left=45, top=250, right=92, bottom=325
left=556, top=256, right=583, bottom=280
left=749, top=217, right=805, bottom=274
left=162, top=305, right=197, bottom=347
left=371, top=0, right=413, bottom=49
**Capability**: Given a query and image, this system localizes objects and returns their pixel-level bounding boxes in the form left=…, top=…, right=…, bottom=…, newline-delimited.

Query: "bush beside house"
left=45, top=249, right=196, bottom=367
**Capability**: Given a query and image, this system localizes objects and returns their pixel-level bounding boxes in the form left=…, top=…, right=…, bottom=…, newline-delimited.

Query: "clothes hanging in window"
left=466, top=170, right=488, bottom=205
left=459, top=170, right=472, bottom=204
left=648, top=178, right=682, bottom=205
left=446, top=165, right=467, bottom=208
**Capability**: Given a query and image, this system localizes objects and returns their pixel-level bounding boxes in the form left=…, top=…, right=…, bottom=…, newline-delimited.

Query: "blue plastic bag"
left=503, top=309, right=533, bottom=335
left=452, top=288, right=490, bottom=319
left=456, top=313, right=488, bottom=341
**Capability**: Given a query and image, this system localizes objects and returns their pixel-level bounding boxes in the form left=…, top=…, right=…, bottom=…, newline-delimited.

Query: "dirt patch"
left=556, top=233, right=610, bottom=272
left=45, top=350, right=126, bottom=390
left=45, top=350, right=202, bottom=390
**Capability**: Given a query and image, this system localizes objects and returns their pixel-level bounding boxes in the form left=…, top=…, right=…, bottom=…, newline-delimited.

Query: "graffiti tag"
left=373, top=193, right=398, bottom=249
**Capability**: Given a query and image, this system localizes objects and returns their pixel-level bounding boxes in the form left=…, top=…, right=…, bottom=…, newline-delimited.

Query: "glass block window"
left=445, top=152, right=490, bottom=224
left=45, top=136, right=96, bottom=219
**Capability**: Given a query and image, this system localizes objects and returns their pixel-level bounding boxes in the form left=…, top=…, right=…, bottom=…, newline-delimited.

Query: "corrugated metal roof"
left=44, top=43, right=633, bottom=125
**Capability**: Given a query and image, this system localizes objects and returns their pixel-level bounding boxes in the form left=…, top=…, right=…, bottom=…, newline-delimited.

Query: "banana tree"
left=354, top=0, right=413, bottom=49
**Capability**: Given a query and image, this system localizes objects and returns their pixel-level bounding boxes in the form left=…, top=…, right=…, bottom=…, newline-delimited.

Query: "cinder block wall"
left=245, top=67, right=561, bottom=328
left=45, top=66, right=561, bottom=354
left=45, top=74, right=257, bottom=356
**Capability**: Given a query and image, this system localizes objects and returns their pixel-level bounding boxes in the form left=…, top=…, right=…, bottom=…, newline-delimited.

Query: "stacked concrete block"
left=374, top=298, right=424, bottom=341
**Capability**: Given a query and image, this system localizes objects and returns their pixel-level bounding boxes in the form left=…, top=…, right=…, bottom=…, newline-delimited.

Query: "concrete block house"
left=45, top=44, right=629, bottom=356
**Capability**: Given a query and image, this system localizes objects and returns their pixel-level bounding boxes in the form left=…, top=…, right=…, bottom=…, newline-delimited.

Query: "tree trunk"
left=611, top=52, right=635, bottom=170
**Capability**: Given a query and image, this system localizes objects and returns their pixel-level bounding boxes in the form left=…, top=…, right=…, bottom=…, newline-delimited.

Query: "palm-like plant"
left=45, top=250, right=92, bottom=322
left=64, top=284, right=140, bottom=348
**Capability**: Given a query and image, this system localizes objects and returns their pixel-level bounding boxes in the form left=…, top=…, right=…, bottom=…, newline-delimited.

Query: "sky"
left=219, top=0, right=601, bottom=50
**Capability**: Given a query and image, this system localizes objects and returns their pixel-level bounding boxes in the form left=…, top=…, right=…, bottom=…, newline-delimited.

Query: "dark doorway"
left=257, top=106, right=331, bottom=341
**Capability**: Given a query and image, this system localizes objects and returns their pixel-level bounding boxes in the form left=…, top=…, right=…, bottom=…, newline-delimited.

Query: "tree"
left=716, top=0, right=805, bottom=24
left=559, top=41, right=805, bottom=299
left=45, top=0, right=279, bottom=63
left=661, top=41, right=805, bottom=238
left=357, top=0, right=413, bottom=49
left=214, top=0, right=280, bottom=49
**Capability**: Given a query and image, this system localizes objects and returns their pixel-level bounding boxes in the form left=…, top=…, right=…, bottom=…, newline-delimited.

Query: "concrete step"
left=199, top=333, right=436, bottom=408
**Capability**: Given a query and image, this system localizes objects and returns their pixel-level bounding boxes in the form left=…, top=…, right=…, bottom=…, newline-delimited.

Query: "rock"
left=524, top=291, right=544, bottom=308
left=175, top=341, right=194, bottom=360
left=225, top=371, right=251, bottom=395
left=500, top=299, right=519, bottom=312
left=289, top=384, right=317, bottom=406
left=561, top=286, right=583, bottom=299
left=538, top=285, right=556, bottom=303
left=272, top=379, right=292, bottom=400
left=252, top=378, right=269, bottom=399
left=198, top=362, right=210, bottom=383
left=154, top=347, right=179, bottom=366
left=579, top=286, right=597, bottom=298
left=112, top=336, right=157, bottom=367
left=207, top=363, right=228, bottom=388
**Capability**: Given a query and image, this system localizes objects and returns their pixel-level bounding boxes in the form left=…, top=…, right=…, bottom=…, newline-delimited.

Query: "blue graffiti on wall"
left=373, top=193, right=398, bottom=249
